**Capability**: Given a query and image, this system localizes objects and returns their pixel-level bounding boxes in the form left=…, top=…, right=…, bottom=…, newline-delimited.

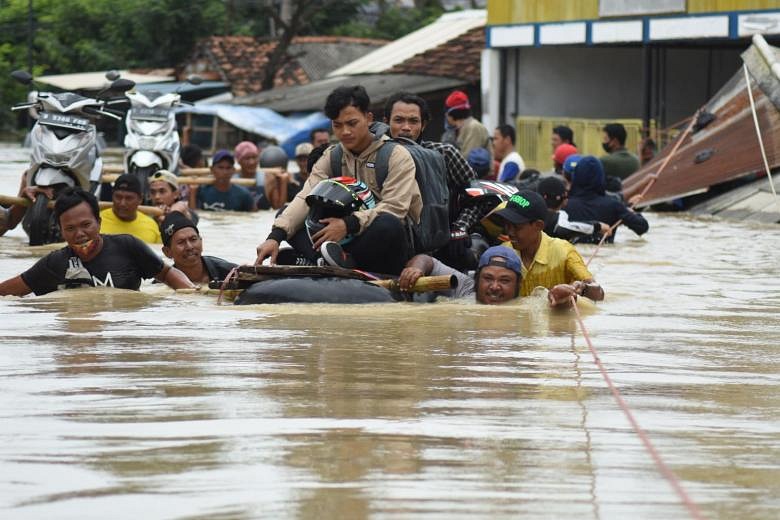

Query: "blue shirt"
left=197, top=185, right=254, bottom=212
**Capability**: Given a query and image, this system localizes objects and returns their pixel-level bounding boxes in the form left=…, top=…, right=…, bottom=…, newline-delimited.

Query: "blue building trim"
left=486, top=9, right=780, bottom=48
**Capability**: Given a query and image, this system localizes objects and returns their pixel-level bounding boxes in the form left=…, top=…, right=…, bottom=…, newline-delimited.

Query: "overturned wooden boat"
left=624, top=34, right=780, bottom=215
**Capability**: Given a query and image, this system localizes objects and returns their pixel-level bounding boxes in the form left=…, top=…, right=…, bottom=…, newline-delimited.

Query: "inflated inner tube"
left=234, top=276, right=395, bottom=305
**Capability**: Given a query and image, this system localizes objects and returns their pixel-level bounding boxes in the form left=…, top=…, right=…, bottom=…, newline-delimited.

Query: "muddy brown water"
left=1, top=144, right=779, bottom=519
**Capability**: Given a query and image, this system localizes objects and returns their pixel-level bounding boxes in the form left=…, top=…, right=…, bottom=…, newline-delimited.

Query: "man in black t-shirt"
left=0, top=188, right=194, bottom=296
left=160, top=212, right=237, bottom=285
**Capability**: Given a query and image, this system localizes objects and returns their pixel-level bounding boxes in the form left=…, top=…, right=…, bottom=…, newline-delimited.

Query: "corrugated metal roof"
left=36, top=70, right=174, bottom=90
left=231, top=74, right=465, bottom=113
left=328, top=9, right=485, bottom=77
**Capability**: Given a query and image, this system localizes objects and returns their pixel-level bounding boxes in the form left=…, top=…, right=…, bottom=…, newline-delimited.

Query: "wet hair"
left=447, top=107, right=471, bottom=120
left=603, top=123, right=628, bottom=146
left=307, top=142, right=329, bottom=173
left=310, top=128, right=330, bottom=142
left=383, top=92, right=431, bottom=124
left=496, top=124, right=516, bottom=145
left=553, top=125, right=574, bottom=145
left=180, top=144, right=203, bottom=168
left=54, top=187, right=100, bottom=223
left=474, top=267, right=521, bottom=299
left=324, top=86, right=370, bottom=119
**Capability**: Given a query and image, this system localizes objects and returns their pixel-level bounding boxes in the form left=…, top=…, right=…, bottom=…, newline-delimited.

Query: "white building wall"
left=490, top=45, right=743, bottom=127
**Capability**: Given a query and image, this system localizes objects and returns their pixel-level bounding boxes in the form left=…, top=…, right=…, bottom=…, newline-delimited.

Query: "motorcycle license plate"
left=38, top=112, right=90, bottom=131
left=131, top=107, right=170, bottom=122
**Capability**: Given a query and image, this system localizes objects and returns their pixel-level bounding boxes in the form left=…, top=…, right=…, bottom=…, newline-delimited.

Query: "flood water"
left=1, top=144, right=779, bottom=519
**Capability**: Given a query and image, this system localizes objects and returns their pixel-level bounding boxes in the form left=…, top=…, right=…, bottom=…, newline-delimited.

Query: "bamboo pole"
left=102, top=165, right=285, bottom=177
left=0, top=193, right=164, bottom=217
left=100, top=174, right=256, bottom=186
left=370, top=275, right=456, bottom=293
left=176, top=288, right=241, bottom=299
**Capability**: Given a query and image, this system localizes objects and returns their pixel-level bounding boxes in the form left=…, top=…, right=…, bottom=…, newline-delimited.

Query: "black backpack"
left=329, top=136, right=450, bottom=254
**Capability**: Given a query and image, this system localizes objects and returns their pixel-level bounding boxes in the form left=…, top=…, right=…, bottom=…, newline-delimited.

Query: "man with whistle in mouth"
left=0, top=187, right=193, bottom=296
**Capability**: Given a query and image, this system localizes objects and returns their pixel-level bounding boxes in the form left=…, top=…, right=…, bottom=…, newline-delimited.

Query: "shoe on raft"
left=276, top=247, right=316, bottom=266
left=320, top=241, right=355, bottom=269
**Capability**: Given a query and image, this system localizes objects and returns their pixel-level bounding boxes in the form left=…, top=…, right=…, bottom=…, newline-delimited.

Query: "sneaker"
left=276, top=247, right=316, bottom=266
left=320, top=241, right=355, bottom=269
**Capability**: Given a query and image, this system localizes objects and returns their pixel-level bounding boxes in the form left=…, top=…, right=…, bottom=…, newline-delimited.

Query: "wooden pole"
left=370, top=275, right=456, bottom=293
left=0, top=193, right=164, bottom=217
left=101, top=166, right=284, bottom=177
left=100, top=174, right=256, bottom=186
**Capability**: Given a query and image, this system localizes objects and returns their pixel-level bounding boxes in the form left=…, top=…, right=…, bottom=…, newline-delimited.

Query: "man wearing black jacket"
left=564, top=156, right=648, bottom=243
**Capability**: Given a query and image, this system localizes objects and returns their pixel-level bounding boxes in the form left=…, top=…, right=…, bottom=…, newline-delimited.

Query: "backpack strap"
left=373, top=140, right=397, bottom=191
left=329, top=144, right=343, bottom=178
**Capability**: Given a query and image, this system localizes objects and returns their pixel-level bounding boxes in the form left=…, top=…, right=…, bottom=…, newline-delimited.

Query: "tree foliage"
left=0, top=0, right=451, bottom=129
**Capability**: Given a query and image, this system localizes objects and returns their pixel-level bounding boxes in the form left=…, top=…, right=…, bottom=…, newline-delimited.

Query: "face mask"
left=602, top=142, right=612, bottom=153
left=444, top=119, right=455, bottom=131
left=71, top=238, right=100, bottom=258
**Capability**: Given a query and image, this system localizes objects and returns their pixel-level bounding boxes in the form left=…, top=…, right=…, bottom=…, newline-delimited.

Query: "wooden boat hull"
left=624, top=35, right=780, bottom=207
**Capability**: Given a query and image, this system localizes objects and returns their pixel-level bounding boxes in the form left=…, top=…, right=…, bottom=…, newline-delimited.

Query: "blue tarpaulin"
left=177, top=104, right=329, bottom=157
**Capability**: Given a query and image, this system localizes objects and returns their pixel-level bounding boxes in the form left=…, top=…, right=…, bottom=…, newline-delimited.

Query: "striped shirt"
left=504, top=233, right=593, bottom=296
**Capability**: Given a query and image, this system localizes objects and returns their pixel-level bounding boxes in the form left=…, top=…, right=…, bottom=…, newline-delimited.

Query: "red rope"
left=570, top=296, right=706, bottom=519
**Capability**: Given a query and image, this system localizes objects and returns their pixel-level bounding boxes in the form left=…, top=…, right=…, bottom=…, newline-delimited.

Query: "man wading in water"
left=0, top=188, right=193, bottom=296
left=160, top=212, right=236, bottom=285
left=489, top=190, right=605, bottom=307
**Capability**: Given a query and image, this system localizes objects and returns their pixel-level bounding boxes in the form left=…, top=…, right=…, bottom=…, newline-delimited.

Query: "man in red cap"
left=552, top=143, right=578, bottom=176
left=444, top=90, right=491, bottom=166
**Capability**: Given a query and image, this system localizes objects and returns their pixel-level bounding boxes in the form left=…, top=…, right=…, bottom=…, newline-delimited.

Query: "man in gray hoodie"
left=255, top=86, right=421, bottom=275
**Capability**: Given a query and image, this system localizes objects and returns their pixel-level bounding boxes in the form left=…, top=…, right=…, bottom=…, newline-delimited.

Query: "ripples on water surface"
left=1, top=145, right=779, bottom=519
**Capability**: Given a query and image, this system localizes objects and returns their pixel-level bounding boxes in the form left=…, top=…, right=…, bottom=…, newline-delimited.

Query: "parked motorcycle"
left=9, top=70, right=134, bottom=245
left=119, top=73, right=201, bottom=199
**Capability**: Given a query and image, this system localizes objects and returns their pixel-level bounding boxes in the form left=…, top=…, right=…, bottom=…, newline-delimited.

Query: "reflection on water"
left=2, top=146, right=780, bottom=519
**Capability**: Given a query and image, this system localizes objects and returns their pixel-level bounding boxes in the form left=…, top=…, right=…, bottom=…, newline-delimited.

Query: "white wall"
left=490, top=45, right=743, bottom=126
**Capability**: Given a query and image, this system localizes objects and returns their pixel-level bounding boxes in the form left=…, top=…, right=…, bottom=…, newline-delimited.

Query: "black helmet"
left=305, top=177, right=376, bottom=245
left=259, top=145, right=288, bottom=169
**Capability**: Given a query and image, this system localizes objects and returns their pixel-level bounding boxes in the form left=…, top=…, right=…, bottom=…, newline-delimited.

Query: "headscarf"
left=234, top=141, right=259, bottom=162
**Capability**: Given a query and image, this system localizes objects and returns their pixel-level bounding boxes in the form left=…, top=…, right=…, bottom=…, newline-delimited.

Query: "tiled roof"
left=181, top=35, right=388, bottom=97
left=388, top=26, right=485, bottom=82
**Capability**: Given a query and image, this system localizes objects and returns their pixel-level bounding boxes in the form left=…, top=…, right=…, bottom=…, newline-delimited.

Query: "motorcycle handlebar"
left=11, top=103, right=36, bottom=111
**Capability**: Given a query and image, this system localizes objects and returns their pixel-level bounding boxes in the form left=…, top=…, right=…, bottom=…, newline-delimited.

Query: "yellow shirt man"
left=504, top=232, right=592, bottom=296
left=100, top=207, right=162, bottom=244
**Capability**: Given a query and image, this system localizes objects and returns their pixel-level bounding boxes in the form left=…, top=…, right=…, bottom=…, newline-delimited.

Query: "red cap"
left=552, top=143, right=578, bottom=165
left=445, top=90, right=471, bottom=110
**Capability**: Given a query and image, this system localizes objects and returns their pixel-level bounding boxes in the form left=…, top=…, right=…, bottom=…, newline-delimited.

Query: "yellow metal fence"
left=515, top=116, right=656, bottom=171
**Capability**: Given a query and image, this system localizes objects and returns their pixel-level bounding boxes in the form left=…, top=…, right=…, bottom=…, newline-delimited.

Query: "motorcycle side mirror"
left=186, top=75, right=203, bottom=85
left=105, top=70, right=121, bottom=81
left=110, top=78, right=136, bottom=92
left=11, top=70, right=33, bottom=85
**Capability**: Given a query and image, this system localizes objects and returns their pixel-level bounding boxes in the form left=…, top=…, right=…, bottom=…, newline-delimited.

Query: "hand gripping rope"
left=573, top=111, right=707, bottom=518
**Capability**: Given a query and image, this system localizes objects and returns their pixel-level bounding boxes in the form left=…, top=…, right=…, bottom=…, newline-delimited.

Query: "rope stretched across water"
left=569, top=296, right=706, bottom=520
left=585, top=110, right=701, bottom=267
left=574, top=109, right=708, bottom=518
